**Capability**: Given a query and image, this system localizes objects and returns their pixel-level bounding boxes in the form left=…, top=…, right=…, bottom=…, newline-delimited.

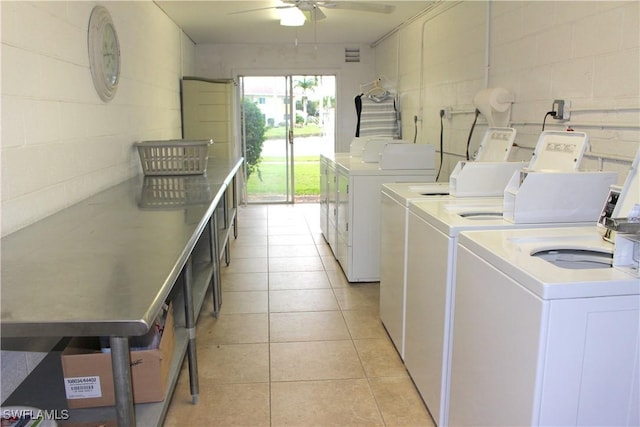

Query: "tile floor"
left=164, top=203, right=434, bottom=426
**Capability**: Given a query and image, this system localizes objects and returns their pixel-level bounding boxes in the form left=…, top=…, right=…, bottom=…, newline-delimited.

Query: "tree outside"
left=294, top=77, right=318, bottom=125
left=242, top=98, right=266, bottom=179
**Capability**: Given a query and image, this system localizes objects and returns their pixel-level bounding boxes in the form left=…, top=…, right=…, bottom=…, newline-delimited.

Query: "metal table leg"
left=210, top=211, right=222, bottom=317
left=182, top=256, right=199, bottom=404
left=232, top=175, right=238, bottom=239
left=110, top=336, right=135, bottom=426
left=222, top=191, right=231, bottom=266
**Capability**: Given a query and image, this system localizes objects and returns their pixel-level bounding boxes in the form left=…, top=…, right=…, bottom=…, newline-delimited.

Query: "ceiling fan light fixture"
left=280, top=7, right=306, bottom=26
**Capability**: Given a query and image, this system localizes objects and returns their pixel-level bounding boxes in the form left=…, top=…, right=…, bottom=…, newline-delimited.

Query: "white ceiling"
left=155, top=1, right=433, bottom=45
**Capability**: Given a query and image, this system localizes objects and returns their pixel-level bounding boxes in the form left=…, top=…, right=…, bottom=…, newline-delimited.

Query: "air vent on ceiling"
left=345, top=47, right=360, bottom=63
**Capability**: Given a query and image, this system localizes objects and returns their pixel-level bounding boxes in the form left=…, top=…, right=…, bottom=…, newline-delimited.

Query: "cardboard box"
left=60, top=304, right=175, bottom=409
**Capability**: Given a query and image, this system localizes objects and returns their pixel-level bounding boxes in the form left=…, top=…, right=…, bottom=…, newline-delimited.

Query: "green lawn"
left=264, top=125, right=324, bottom=139
left=247, top=156, right=320, bottom=196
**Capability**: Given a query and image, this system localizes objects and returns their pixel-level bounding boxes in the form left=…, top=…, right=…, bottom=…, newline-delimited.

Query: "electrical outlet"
left=552, top=99, right=570, bottom=120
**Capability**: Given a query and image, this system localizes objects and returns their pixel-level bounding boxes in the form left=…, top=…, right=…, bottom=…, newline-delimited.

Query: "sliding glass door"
left=240, top=75, right=335, bottom=204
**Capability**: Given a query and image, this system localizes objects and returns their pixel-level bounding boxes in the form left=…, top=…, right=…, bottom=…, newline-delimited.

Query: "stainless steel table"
left=1, top=148, right=243, bottom=426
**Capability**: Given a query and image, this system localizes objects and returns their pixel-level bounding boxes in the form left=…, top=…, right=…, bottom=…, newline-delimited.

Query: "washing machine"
left=403, top=161, right=619, bottom=427
left=379, top=127, right=517, bottom=359
left=380, top=129, right=599, bottom=364
left=380, top=182, right=492, bottom=359
left=447, top=149, right=640, bottom=426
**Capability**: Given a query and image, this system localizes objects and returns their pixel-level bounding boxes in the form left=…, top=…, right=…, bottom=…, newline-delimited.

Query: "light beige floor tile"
left=198, top=312, right=269, bottom=344
left=266, top=223, right=303, bottom=231
left=342, top=309, right=389, bottom=340
left=220, top=291, right=268, bottom=314
left=325, top=269, right=351, bottom=288
left=231, top=234, right=268, bottom=246
left=268, top=271, right=330, bottom=290
left=221, top=272, right=268, bottom=291
left=222, top=257, right=268, bottom=274
left=237, top=205, right=268, bottom=218
left=236, top=219, right=267, bottom=228
left=270, top=340, right=364, bottom=381
left=268, top=225, right=310, bottom=235
left=230, top=225, right=267, bottom=237
left=311, top=232, right=328, bottom=246
left=268, top=244, right=319, bottom=258
left=197, top=343, right=270, bottom=383
left=321, top=254, right=341, bottom=271
left=315, top=241, right=333, bottom=256
left=237, top=208, right=268, bottom=218
left=369, top=376, right=435, bottom=427
left=165, top=379, right=270, bottom=427
left=268, top=256, right=324, bottom=272
left=167, top=203, right=432, bottom=425
left=267, top=214, right=307, bottom=225
left=267, top=205, right=307, bottom=216
left=270, top=311, right=350, bottom=342
left=333, top=283, right=380, bottom=312
left=271, top=379, right=384, bottom=427
left=228, top=244, right=268, bottom=259
left=354, top=338, right=407, bottom=378
left=306, top=224, right=323, bottom=234
left=268, top=234, right=316, bottom=246
left=269, top=289, right=339, bottom=312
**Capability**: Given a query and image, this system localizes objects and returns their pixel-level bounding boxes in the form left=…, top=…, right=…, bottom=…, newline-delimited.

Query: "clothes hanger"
left=362, top=79, right=390, bottom=101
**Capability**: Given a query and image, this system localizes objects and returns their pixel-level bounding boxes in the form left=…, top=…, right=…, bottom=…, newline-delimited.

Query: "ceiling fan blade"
left=228, top=5, right=293, bottom=16
left=318, top=1, right=395, bottom=14
left=309, top=7, right=326, bottom=21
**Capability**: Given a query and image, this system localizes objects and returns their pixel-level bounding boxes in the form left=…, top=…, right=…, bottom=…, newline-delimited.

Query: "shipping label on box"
left=64, top=376, right=102, bottom=399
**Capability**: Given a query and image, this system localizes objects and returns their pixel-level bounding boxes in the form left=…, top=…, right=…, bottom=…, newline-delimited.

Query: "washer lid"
left=528, top=130, right=589, bottom=171
left=474, top=127, right=517, bottom=162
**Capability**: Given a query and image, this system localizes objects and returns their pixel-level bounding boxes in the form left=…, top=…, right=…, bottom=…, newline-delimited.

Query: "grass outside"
left=247, top=156, right=320, bottom=196
left=264, top=125, right=324, bottom=139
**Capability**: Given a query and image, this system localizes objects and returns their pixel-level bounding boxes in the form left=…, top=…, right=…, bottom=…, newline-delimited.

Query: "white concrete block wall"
left=1, top=1, right=194, bottom=402
left=375, top=1, right=640, bottom=182
left=1, top=1, right=190, bottom=237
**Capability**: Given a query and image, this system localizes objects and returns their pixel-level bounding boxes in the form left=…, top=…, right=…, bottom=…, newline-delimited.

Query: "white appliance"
left=380, top=182, right=459, bottom=359
left=379, top=128, right=516, bottom=358
left=403, top=192, right=617, bottom=427
left=503, top=169, right=618, bottom=223
left=450, top=227, right=639, bottom=426
left=447, top=153, right=639, bottom=426
left=320, top=149, right=436, bottom=282
left=450, top=130, right=589, bottom=197
left=380, top=130, right=598, bottom=365
left=402, top=137, right=621, bottom=426
left=447, top=126, right=522, bottom=197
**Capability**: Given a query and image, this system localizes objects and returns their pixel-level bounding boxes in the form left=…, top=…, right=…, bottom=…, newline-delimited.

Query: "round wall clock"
left=88, top=6, right=120, bottom=102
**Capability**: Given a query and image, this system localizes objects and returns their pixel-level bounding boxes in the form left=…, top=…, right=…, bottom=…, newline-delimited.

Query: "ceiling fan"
left=230, top=1, right=396, bottom=24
